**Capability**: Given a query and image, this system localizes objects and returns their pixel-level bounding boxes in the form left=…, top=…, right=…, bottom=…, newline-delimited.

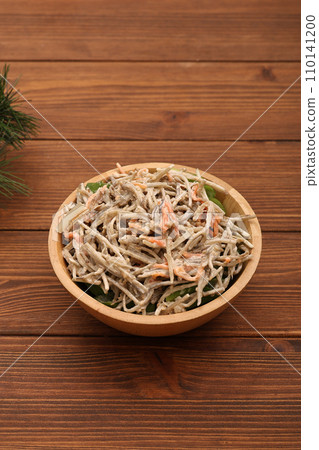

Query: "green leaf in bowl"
left=166, top=285, right=197, bottom=302
left=146, top=303, right=156, bottom=313
left=211, top=197, right=226, bottom=213
left=76, top=282, right=115, bottom=305
left=204, top=184, right=216, bottom=200
left=86, top=181, right=110, bottom=193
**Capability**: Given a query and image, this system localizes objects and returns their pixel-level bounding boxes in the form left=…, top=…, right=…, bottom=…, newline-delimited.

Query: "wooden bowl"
left=48, top=163, right=262, bottom=336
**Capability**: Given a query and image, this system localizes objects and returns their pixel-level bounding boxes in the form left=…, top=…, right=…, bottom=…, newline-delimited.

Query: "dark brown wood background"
left=0, top=1, right=300, bottom=448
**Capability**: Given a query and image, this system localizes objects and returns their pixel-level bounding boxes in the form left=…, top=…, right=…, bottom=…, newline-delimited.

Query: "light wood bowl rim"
left=48, top=162, right=262, bottom=327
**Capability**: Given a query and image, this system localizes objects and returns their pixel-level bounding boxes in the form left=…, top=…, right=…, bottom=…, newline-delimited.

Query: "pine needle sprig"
left=0, top=152, right=32, bottom=198
left=0, top=64, right=40, bottom=199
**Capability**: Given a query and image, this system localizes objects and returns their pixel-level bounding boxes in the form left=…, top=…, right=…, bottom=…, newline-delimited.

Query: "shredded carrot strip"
left=174, top=265, right=204, bottom=281
left=161, top=198, right=179, bottom=235
left=183, top=251, right=203, bottom=258
left=63, top=231, right=82, bottom=243
left=64, top=231, right=73, bottom=240
left=213, top=217, right=221, bottom=237
left=191, top=183, right=205, bottom=203
left=64, top=231, right=83, bottom=243
left=142, top=236, right=166, bottom=247
left=128, top=222, right=144, bottom=231
left=209, top=216, right=221, bottom=237
left=133, top=182, right=147, bottom=189
left=150, top=271, right=170, bottom=279
left=153, top=262, right=169, bottom=269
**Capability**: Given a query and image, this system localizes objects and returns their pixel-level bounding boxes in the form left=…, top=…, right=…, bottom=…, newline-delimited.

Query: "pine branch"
left=0, top=64, right=40, bottom=199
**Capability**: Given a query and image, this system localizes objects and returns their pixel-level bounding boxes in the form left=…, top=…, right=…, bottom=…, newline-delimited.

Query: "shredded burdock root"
left=58, top=164, right=254, bottom=315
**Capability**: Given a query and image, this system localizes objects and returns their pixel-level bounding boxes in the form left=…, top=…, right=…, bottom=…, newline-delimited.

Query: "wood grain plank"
left=2, top=62, right=300, bottom=140
left=0, top=231, right=300, bottom=337
left=0, top=140, right=300, bottom=231
left=0, top=0, right=300, bottom=62
left=0, top=336, right=300, bottom=449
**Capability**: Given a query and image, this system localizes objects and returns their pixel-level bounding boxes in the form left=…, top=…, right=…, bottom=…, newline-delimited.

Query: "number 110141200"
left=305, top=15, right=316, bottom=82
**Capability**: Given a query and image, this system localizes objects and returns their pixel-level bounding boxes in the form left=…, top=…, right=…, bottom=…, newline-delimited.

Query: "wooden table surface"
left=0, top=1, right=300, bottom=448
